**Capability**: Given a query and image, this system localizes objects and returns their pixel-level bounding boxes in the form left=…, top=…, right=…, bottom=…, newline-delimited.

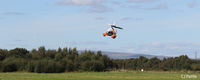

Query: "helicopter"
left=102, top=23, right=123, bottom=39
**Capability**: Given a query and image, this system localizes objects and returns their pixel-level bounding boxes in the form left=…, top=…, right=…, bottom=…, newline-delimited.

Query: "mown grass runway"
left=0, top=71, right=199, bottom=80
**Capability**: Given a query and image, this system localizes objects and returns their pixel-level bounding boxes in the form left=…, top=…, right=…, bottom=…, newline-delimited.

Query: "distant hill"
left=101, top=51, right=169, bottom=59
left=78, top=50, right=169, bottom=59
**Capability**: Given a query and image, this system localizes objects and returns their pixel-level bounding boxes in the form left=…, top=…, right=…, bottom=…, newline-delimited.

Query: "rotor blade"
left=114, top=26, right=123, bottom=29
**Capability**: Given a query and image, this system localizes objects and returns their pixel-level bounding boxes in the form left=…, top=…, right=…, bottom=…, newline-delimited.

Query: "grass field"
left=0, top=71, right=199, bottom=80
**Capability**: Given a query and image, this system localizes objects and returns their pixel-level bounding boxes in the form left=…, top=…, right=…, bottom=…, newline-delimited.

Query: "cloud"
left=64, top=41, right=78, bottom=45
left=127, top=0, right=160, bottom=3
left=129, top=5, right=142, bottom=9
left=82, top=41, right=108, bottom=45
left=149, top=2, right=168, bottom=10
left=121, top=17, right=133, bottom=21
left=58, top=0, right=101, bottom=6
left=3, top=12, right=25, bottom=15
left=87, top=4, right=112, bottom=13
left=120, top=17, right=144, bottom=21
left=64, top=41, right=108, bottom=45
left=111, top=1, right=121, bottom=5
left=188, top=1, right=197, bottom=8
left=95, top=17, right=105, bottom=20
left=129, top=2, right=168, bottom=10
left=14, top=40, right=24, bottom=42
left=58, top=0, right=112, bottom=13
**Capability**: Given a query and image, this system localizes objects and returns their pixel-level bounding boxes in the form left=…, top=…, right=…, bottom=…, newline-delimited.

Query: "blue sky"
left=0, top=0, right=200, bottom=58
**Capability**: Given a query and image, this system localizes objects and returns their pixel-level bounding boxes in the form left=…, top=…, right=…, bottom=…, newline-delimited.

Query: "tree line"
left=0, top=46, right=200, bottom=73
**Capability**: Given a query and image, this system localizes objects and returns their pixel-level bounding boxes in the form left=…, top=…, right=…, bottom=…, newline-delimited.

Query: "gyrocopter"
left=102, top=23, right=123, bottom=39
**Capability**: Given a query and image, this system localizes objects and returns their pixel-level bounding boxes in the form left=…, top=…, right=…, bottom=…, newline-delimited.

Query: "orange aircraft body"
left=103, top=24, right=123, bottom=39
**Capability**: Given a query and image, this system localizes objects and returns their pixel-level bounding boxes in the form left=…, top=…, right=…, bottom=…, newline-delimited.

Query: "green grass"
left=0, top=71, right=199, bottom=80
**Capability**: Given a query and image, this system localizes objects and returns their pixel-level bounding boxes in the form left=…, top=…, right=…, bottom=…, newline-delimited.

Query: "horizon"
left=1, top=0, right=200, bottom=58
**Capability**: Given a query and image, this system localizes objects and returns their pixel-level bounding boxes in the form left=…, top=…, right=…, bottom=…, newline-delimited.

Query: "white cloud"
left=120, top=17, right=144, bottom=21
left=3, top=12, right=25, bottom=15
left=87, top=4, right=112, bottom=13
left=188, top=1, right=197, bottom=8
left=64, top=41, right=108, bottom=45
left=82, top=41, right=108, bottom=45
left=59, top=0, right=101, bottom=6
left=95, top=17, right=105, bottom=20
left=121, top=17, right=133, bottom=21
left=151, top=2, right=168, bottom=9
left=58, top=0, right=111, bottom=13
left=111, top=1, right=121, bottom=5
left=129, top=2, right=168, bottom=10
left=127, top=0, right=159, bottom=3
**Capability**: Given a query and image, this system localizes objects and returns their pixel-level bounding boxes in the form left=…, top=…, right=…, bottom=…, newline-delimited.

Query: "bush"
left=2, top=58, right=18, bottom=72
left=0, top=61, right=2, bottom=72
left=1, top=57, right=28, bottom=72
left=34, top=59, right=65, bottom=73
left=191, top=64, right=200, bottom=71
left=81, top=60, right=105, bottom=72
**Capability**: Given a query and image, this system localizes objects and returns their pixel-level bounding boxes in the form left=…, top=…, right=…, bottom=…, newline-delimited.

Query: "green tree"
left=38, top=46, right=46, bottom=58
left=136, top=56, right=148, bottom=69
left=2, top=57, right=18, bottom=72
left=9, top=48, right=29, bottom=58
left=0, top=49, right=8, bottom=60
left=31, top=49, right=40, bottom=59
left=45, top=50, right=56, bottom=59
left=145, top=57, right=161, bottom=70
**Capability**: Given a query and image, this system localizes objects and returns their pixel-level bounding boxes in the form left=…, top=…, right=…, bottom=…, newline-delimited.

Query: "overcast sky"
left=0, top=0, right=200, bottom=58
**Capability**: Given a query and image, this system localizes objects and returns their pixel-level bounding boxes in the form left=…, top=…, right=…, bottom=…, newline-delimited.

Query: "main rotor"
left=108, top=23, right=123, bottom=29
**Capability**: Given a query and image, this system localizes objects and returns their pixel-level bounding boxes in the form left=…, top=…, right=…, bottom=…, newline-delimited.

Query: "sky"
left=0, top=0, right=200, bottom=58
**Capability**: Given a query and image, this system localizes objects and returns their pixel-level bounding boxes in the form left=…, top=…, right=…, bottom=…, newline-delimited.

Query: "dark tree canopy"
left=0, top=46, right=199, bottom=73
